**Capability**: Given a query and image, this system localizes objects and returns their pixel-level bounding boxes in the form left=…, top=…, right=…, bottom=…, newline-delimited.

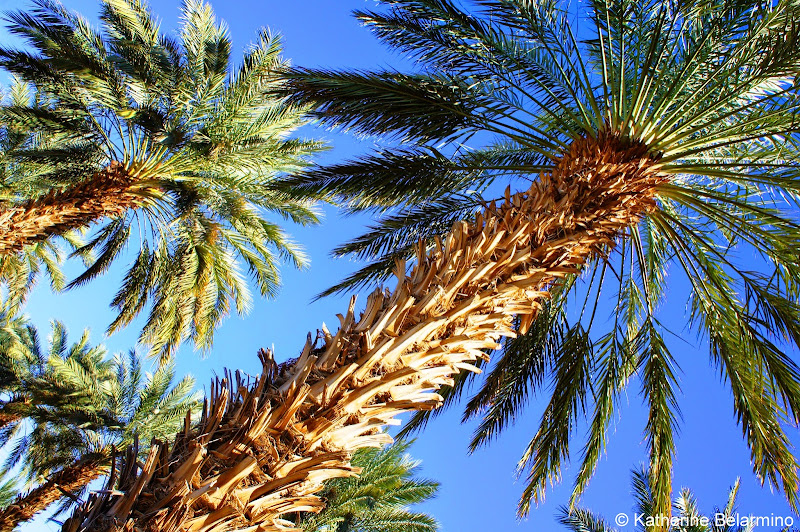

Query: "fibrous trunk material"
left=0, top=411, right=19, bottom=430
left=63, top=133, right=665, bottom=531
left=0, top=397, right=27, bottom=431
left=0, top=162, right=141, bottom=255
left=0, top=455, right=105, bottom=531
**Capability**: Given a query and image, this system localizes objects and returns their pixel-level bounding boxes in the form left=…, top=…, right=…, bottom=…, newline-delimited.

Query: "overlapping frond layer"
left=0, top=162, right=142, bottom=255
left=0, top=398, right=29, bottom=431
left=64, top=133, right=664, bottom=531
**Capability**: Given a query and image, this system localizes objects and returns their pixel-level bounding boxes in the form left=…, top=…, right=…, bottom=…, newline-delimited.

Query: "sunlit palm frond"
left=299, top=439, right=439, bottom=532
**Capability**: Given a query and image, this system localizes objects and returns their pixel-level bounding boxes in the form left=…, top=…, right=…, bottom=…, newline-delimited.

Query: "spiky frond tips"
left=300, top=440, right=440, bottom=532
left=558, top=467, right=749, bottom=532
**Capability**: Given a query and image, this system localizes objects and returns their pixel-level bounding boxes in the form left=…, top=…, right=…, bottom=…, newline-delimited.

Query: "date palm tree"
left=0, top=0, right=324, bottom=358
left=276, top=0, right=800, bottom=519
left=0, top=320, right=199, bottom=529
left=46, top=0, right=800, bottom=528
left=299, top=440, right=439, bottom=532
left=558, top=467, right=750, bottom=532
left=58, top=170, right=679, bottom=529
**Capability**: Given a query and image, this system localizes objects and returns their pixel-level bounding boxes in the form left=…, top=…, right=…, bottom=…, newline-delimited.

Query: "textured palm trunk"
left=0, top=411, right=19, bottom=430
left=0, top=397, right=28, bottom=430
left=0, top=455, right=106, bottom=531
left=63, top=134, right=665, bottom=531
left=0, top=162, right=142, bottom=255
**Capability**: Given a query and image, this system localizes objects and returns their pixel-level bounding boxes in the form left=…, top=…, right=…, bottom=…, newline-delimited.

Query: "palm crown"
left=279, top=0, right=800, bottom=518
left=0, top=81, right=85, bottom=315
left=0, top=0, right=324, bottom=358
left=0, top=318, right=199, bottom=525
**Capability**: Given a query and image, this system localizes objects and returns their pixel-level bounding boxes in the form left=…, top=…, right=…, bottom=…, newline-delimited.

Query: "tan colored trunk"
left=0, top=455, right=106, bottom=531
left=0, top=411, right=19, bottom=430
left=0, top=162, right=142, bottom=255
left=64, top=133, right=665, bottom=531
left=0, top=397, right=28, bottom=430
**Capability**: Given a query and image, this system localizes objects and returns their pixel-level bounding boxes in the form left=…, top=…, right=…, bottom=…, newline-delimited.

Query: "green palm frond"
left=0, top=79, right=86, bottom=310
left=557, top=506, right=616, bottom=532
left=559, top=468, right=750, bottom=532
left=320, top=194, right=485, bottom=298
left=0, top=477, right=17, bottom=511
left=300, top=439, right=440, bottom=532
left=0, top=318, right=199, bottom=518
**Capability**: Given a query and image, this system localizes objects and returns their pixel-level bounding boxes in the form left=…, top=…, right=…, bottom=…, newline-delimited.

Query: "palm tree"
left=0, top=319, right=200, bottom=529
left=0, top=0, right=324, bottom=357
left=0, top=314, right=120, bottom=438
left=558, top=467, right=751, bottom=532
left=0, top=306, right=32, bottom=431
left=275, top=0, right=800, bottom=518
left=299, top=440, right=439, bottom=532
left=60, top=175, right=669, bottom=529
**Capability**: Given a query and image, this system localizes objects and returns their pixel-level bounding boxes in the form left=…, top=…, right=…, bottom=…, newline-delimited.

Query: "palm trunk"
left=0, top=397, right=28, bottom=430
left=64, top=134, right=665, bottom=531
left=0, top=455, right=106, bottom=531
left=0, top=411, right=19, bottom=430
left=0, top=162, right=142, bottom=255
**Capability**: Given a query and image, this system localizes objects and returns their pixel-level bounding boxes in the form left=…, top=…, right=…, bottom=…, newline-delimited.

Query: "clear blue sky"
left=2, top=0, right=798, bottom=530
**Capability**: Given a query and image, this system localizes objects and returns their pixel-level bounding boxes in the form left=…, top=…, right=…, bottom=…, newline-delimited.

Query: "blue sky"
left=2, top=0, right=799, bottom=530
